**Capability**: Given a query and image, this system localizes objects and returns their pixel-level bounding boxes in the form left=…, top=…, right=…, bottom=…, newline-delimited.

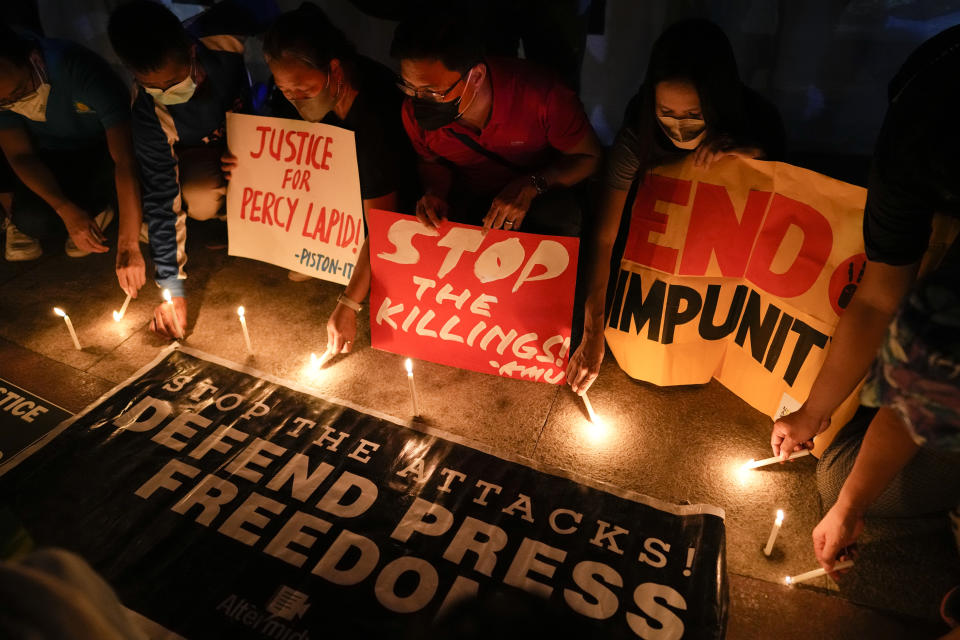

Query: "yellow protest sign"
left=605, top=156, right=867, bottom=426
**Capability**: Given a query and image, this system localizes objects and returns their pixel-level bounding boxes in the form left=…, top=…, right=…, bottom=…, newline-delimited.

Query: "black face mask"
left=412, top=96, right=462, bottom=131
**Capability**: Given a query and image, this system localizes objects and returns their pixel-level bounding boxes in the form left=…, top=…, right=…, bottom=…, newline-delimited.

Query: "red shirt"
left=401, top=57, right=592, bottom=197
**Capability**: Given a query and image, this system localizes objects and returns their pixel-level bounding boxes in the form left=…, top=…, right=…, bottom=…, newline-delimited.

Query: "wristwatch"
left=337, top=293, right=362, bottom=313
left=530, top=173, right=548, bottom=195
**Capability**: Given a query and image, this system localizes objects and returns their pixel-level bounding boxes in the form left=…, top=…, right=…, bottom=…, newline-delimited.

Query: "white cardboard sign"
left=225, top=112, right=364, bottom=284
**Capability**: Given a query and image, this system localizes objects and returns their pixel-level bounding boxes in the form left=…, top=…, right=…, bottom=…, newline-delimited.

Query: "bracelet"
left=337, top=293, right=362, bottom=313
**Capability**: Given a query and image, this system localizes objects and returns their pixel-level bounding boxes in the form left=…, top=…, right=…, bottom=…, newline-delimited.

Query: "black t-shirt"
left=270, top=56, right=418, bottom=207
left=604, top=83, right=785, bottom=190
left=864, top=25, right=960, bottom=267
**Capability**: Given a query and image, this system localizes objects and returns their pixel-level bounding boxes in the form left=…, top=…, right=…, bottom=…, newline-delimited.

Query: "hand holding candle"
left=112, top=293, right=132, bottom=322
left=785, top=559, right=854, bottom=585
left=162, top=289, right=184, bottom=339
left=581, top=392, right=598, bottom=423
left=763, top=510, right=784, bottom=557
left=311, top=345, right=336, bottom=370
left=405, top=358, right=420, bottom=417
left=53, top=307, right=82, bottom=350
left=237, top=306, right=253, bottom=353
left=743, top=449, right=811, bottom=470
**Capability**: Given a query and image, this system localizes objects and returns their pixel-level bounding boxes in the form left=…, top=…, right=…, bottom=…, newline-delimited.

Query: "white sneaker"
left=5, top=222, right=42, bottom=261
left=65, top=206, right=115, bottom=258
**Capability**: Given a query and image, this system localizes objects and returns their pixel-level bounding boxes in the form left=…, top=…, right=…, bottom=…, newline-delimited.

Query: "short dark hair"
left=263, top=3, right=356, bottom=71
left=0, top=26, right=34, bottom=67
left=390, top=2, right=483, bottom=73
left=108, top=0, right=192, bottom=73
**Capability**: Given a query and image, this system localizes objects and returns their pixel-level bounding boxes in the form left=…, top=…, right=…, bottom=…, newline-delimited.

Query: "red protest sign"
left=368, top=210, right=579, bottom=384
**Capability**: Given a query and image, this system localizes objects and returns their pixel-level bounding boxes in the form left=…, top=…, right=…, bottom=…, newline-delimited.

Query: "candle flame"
left=405, top=358, right=413, bottom=375
left=162, top=289, right=173, bottom=303
left=784, top=576, right=792, bottom=586
left=776, top=510, right=784, bottom=525
left=53, top=307, right=66, bottom=317
left=583, top=417, right=609, bottom=444
left=112, top=310, right=122, bottom=322
left=237, top=305, right=245, bottom=318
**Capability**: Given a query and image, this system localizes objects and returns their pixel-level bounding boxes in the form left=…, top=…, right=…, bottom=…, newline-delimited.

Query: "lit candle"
left=763, top=510, right=784, bottom=556
left=405, top=358, right=420, bottom=417
left=112, top=293, right=132, bottom=322
left=311, top=346, right=335, bottom=370
left=237, top=306, right=253, bottom=353
left=162, top=289, right=183, bottom=339
left=784, top=559, right=854, bottom=585
left=743, top=449, right=811, bottom=470
left=53, top=307, right=81, bottom=350
left=581, top=392, right=598, bottom=423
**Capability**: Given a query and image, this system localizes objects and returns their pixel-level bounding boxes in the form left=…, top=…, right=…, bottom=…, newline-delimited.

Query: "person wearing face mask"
left=566, top=18, right=785, bottom=396
left=108, top=0, right=254, bottom=339
left=221, top=2, right=416, bottom=356
left=390, top=2, right=602, bottom=238
left=0, top=26, right=140, bottom=279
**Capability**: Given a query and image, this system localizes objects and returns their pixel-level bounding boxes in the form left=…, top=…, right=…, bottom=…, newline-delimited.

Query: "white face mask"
left=657, top=114, right=707, bottom=150
left=145, top=74, right=197, bottom=106
left=290, top=72, right=341, bottom=123
left=2, top=54, right=50, bottom=122
left=5, top=82, right=51, bottom=122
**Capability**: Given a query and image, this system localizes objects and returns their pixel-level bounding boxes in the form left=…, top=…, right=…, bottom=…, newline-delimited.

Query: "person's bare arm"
left=484, top=129, right=603, bottom=232
left=771, top=260, right=919, bottom=458
left=105, top=122, right=146, bottom=296
left=812, top=407, right=920, bottom=570
left=325, top=191, right=398, bottom=354
left=0, top=126, right=107, bottom=253
left=566, top=186, right=629, bottom=394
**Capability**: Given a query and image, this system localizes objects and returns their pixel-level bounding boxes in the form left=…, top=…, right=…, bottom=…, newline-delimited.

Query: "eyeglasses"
left=396, top=72, right=465, bottom=102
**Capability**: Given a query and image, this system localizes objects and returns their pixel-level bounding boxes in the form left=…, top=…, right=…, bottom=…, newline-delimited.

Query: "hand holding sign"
left=483, top=176, right=538, bottom=232
left=415, top=192, right=448, bottom=230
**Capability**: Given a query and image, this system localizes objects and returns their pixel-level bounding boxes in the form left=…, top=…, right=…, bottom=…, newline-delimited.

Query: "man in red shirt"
left=390, top=4, right=601, bottom=237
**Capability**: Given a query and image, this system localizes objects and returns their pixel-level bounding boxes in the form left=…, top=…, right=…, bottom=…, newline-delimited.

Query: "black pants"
left=0, top=144, right=115, bottom=241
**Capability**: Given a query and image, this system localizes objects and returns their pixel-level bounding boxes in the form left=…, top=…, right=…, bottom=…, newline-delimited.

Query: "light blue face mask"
left=144, top=74, right=197, bottom=106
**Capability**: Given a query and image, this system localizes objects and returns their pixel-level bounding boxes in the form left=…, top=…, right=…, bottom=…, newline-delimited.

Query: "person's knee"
left=815, top=440, right=860, bottom=509
left=181, top=178, right=225, bottom=221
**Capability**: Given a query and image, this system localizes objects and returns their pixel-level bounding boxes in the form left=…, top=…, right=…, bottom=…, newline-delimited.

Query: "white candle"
left=162, top=289, right=183, bottom=339
left=405, top=358, right=420, bottom=417
left=581, top=392, right=598, bottom=423
left=113, top=293, right=132, bottom=322
left=763, top=510, right=784, bottom=556
left=53, top=307, right=81, bottom=350
left=237, top=306, right=253, bottom=353
left=785, top=559, right=854, bottom=585
left=311, top=347, right=335, bottom=370
left=743, top=449, right=811, bottom=470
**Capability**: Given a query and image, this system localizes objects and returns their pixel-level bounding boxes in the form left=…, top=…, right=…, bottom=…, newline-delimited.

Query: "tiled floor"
left=0, top=219, right=956, bottom=638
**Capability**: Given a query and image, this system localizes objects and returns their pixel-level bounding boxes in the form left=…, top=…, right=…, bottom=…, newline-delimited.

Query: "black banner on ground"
left=0, top=377, right=72, bottom=471
left=2, top=347, right=727, bottom=639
